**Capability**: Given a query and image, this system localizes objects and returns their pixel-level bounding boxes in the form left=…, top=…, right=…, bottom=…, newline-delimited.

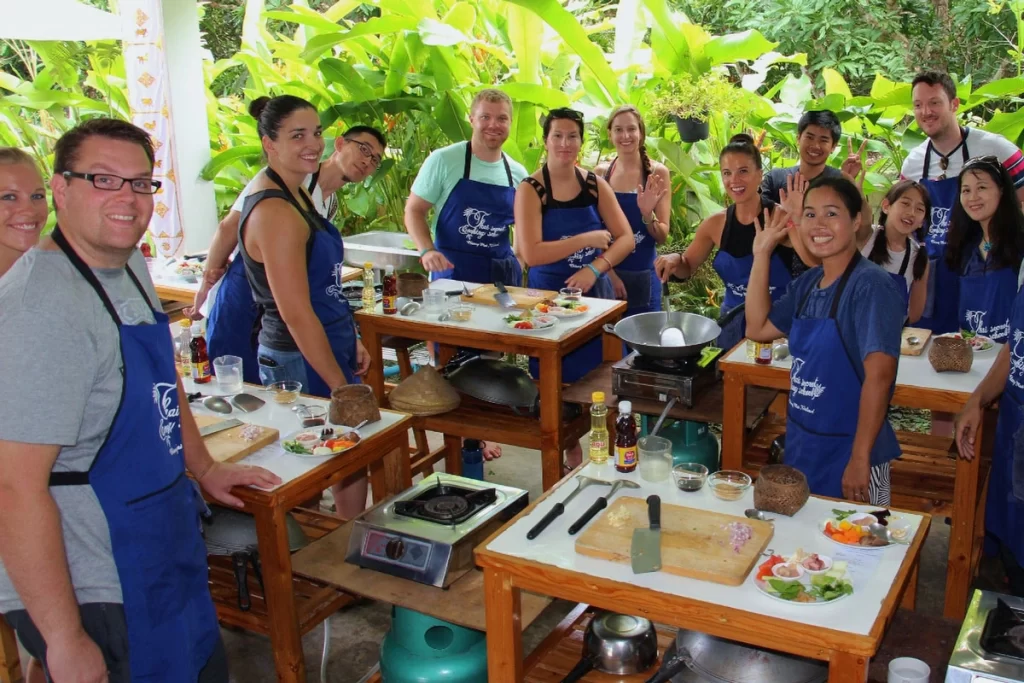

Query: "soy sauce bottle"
left=382, top=264, right=397, bottom=315
left=190, top=323, right=211, bottom=384
left=615, top=401, right=638, bottom=473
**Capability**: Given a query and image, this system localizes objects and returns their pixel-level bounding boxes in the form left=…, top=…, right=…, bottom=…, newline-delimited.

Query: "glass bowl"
left=708, top=470, right=752, bottom=501
left=268, top=380, right=302, bottom=404
left=448, top=303, right=474, bottom=322
left=671, top=463, right=709, bottom=492
left=296, top=405, right=327, bottom=427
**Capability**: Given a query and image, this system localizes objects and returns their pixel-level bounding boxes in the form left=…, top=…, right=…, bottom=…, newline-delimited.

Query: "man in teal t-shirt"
left=405, top=89, right=528, bottom=286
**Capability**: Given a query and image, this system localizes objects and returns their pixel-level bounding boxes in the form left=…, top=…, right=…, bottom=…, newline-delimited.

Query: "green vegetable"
left=831, top=509, right=857, bottom=521
left=283, top=440, right=311, bottom=455
left=809, top=574, right=854, bottom=601
left=767, top=579, right=805, bottom=601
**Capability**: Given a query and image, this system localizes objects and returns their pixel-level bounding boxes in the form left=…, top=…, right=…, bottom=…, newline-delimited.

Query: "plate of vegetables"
left=753, top=550, right=853, bottom=605
left=281, top=426, right=361, bottom=457
left=821, top=508, right=897, bottom=549
left=535, top=299, right=590, bottom=318
left=936, top=331, right=995, bottom=352
left=503, top=311, right=556, bottom=331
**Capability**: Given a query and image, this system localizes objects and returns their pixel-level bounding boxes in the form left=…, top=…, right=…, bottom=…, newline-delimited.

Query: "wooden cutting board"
left=460, top=284, right=558, bottom=309
left=193, top=414, right=280, bottom=464
left=901, top=327, right=932, bottom=356
left=575, top=496, right=774, bottom=586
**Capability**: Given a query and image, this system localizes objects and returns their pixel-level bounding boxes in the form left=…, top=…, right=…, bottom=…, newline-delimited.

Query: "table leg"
left=538, top=350, right=564, bottom=492
left=483, top=567, right=523, bottom=683
left=946, top=419, right=984, bottom=620
left=721, top=373, right=746, bottom=472
left=0, top=614, right=21, bottom=683
left=827, top=651, right=868, bottom=682
left=382, top=437, right=411, bottom=496
left=900, top=560, right=919, bottom=611
left=361, top=326, right=385, bottom=406
left=253, top=505, right=304, bottom=683
left=443, top=434, right=462, bottom=477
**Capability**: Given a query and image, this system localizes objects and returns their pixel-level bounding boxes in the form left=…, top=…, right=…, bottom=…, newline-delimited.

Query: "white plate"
left=534, top=300, right=588, bottom=318
left=753, top=575, right=852, bottom=606
left=935, top=332, right=996, bottom=352
left=280, top=428, right=360, bottom=457
left=819, top=519, right=891, bottom=551
left=504, top=314, right=557, bottom=332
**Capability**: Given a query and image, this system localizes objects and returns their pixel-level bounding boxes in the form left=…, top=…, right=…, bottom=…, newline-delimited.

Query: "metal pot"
left=604, top=311, right=721, bottom=360
left=445, top=357, right=540, bottom=414
left=646, top=630, right=826, bottom=683
left=562, top=612, right=659, bottom=682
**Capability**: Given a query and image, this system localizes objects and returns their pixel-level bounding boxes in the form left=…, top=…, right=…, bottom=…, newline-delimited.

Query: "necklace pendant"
left=982, top=241, right=992, bottom=254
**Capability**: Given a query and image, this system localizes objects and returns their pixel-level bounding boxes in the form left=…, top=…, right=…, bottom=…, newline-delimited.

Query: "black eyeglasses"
left=346, top=139, right=382, bottom=169
left=548, top=108, right=584, bottom=122
left=62, top=171, right=161, bottom=195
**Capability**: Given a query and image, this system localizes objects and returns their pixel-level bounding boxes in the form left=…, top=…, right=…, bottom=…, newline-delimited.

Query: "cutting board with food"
left=194, top=414, right=279, bottom=463
left=900, top=327, right=931, bottom=356
left=460, top=284, right=557, bottom=309
left=575, top=496, right=774, bottom=586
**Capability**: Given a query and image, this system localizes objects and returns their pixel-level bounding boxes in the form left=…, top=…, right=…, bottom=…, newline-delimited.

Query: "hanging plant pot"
left=673, top=115, right=710, bottom=143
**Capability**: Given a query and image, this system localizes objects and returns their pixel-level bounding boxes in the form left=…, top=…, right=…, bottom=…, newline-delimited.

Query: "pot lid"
left=674, top=630, right=827, bottom=683
left=446, top=358, right=539, bottom=409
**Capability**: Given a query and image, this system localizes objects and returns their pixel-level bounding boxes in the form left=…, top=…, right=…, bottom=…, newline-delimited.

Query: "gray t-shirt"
left=0, top=247, right=160, bottom=613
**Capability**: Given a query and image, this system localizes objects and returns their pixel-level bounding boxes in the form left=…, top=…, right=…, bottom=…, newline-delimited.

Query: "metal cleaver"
left=630, top=495, right=662, bottom=574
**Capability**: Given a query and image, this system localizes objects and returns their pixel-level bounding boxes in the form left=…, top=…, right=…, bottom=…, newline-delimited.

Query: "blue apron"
left=50, top=228, right=220, bottom=681
left=988, top=287, right=1024, bottom=568
left=527, top=168, right=614, bottom=384
left=433, top=142, right=521, bottom=286
left=918, top=132, right=969, bottom=333
left=207, top=172, right=324, bottom=386
left=784, top=254, right=898, bottom=499
left=889, top=240, right=912, bottom=311
left=604, top=158, right=660, bottom=316
left=958, top=246, right=1016, bottom=343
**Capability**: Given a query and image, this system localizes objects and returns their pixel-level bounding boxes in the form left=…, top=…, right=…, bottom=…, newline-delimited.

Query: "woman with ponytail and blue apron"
left=746, top=176, right=905, bottom=505
left=597, top=105, right=670, bottom=316
left=944, top=156, right=1024, bottom=344
left=516, top=108, right=634, bottom=468
left=238, top=95, right=381, bottom=520
left=859, top=180, right=931, bottom=324
left=656, top=134, right=808, bottom=352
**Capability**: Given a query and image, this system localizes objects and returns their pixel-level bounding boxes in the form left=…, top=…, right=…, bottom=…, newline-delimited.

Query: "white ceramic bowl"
left=771, top=563, right=805, bottom=582
left=799, top=554, right=833, bottom=575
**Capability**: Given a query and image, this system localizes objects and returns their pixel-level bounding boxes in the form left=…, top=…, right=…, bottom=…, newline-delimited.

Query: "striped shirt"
left=901, top=127, right=1024, bottom=188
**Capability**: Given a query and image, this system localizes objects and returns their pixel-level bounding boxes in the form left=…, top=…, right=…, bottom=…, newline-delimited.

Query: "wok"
left=604, top=312, right=721, bottom=360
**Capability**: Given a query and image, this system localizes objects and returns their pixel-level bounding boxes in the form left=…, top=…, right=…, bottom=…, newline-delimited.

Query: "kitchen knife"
left=493, top=281, right=517, bottom=309
left=630, top=495, right=662, bottom=574
left=199, top=418, right=244, bottom=437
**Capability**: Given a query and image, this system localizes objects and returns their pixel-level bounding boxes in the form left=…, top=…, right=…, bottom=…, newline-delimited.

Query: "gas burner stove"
left=948, top=590, right=1024, bottom=682
left=611, top=352, right=717, bottom=408
left=346, top=473, right=528, bottom=587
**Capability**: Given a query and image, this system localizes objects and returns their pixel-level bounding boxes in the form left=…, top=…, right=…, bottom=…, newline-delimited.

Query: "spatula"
left=631, top=495, right=662, bottom=574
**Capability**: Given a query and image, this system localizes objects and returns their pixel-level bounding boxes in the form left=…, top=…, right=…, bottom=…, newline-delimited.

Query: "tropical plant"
left=648, top=72, right=751, bottom=123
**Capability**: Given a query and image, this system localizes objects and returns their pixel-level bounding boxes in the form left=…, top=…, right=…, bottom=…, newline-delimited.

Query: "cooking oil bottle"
left=587, top=392, right=609, bottom=464
left=361, top=262, right=376, bottom=310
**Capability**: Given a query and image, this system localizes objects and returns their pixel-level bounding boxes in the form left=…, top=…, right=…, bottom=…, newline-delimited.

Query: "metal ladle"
left=203, top=396, right=233, bottom=414
left=906, top=336, right=921, bottom=346
left=745, top=509, right=775, bottom=522
left=568, top=479, right=641, bottom=535
left=526, top=476, right=611, bottom=540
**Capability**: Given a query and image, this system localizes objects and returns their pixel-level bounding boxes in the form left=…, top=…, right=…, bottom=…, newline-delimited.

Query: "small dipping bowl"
left=848, top=513, right=878, bottom=528
left=448, top=303, right=474, bottom=322
left=672, top=463, right=709, bottom=492
left=799, top=554, right=833, bottom=575
left=771, top=562, right=805, bottom=583
left=559, top=287, right=582, bottom=301
left=708, top=470, right=752, bottom=501
left=296, top=405, right=328, bottom=428
left=269, top=380, right=302, bottom=404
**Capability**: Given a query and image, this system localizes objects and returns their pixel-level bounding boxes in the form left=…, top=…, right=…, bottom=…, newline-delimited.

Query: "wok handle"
left=568, top=497, right=608, bottom=535
left=561, top=656, right=594, bottom=683
left=527, top=503, right=564, bottom=540
left=644, top=648, right=694, bottom=683
left=232, top=551, right=251, bottom=612
left=602, top=323, right=618, bottom=336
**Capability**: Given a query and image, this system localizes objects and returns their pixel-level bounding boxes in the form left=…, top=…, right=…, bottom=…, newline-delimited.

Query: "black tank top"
left=523, top=166, right=599, bottom=213
left=720, top=196, right=804, bottom=276
left=236, top=170, right=321, bottom=352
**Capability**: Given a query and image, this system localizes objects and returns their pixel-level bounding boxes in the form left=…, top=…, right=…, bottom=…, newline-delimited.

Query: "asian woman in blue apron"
left=859, top=180, right=931, bottom=324
left=516, top=108, right=634, bottom=468
left=944, top=156, right=1024, bottom=344
left=600, top=105, right=670, bottom=316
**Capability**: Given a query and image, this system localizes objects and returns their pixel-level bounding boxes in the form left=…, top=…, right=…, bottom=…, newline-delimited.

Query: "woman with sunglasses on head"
left=237, top=95, right=379, bottom=519
left=943, top=156, right=1024, bottom=344
left=594, top=105, right=670, bottom=316
left=746, top=176, right=905, bottom=505
left=655, top=134, right=812, bottom=351
left=859, top=180, right=931, bottom=324
left=187, top=105, right=384, bottom=385
left=516, top=107, right=633, bottom=468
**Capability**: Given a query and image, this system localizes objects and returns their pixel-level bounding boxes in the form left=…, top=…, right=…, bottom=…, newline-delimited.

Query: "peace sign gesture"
left=840, top=137, right=868, bottom=188
left=752, top=207, right=791, bottom=257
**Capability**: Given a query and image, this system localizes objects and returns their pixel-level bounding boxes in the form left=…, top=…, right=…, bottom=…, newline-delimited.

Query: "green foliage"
left=648, top=72, right=751, bottom=123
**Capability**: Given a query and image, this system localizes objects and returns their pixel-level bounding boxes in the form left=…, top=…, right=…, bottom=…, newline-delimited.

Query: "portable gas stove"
left=947, top=590, right=1024, bottom=682
left=346, top=473, right=528, bottom=587
left=611, top=351, right=718, bottom=408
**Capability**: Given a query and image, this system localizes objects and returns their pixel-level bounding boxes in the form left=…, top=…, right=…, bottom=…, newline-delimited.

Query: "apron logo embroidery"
left=561, top=235, right=596, bottom=270
left=927, top=206, right=951, bottom=246
left=726, top=282, right=776, bottom=298
left=1011, top=330, right=1024, bottom=391
left=152, top=382, right=183, bottom=456
left=325, top=263, right=346, bottom=302
left=459, top=208, right=505, bottom=248
left=634, top=232, right=645, bottom=246
left=788, top=357, right=827, bottom=414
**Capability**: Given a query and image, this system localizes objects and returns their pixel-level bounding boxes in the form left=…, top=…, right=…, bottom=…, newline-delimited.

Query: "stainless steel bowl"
left=343, top=231, right=421, bottom=271
left=564, top=612, right=659, bottom=682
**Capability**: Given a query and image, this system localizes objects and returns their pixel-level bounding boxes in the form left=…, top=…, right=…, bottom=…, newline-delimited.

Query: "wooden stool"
left=380, top=336, right=445, bottom=476
left=0, top=614, right=22, bottom=683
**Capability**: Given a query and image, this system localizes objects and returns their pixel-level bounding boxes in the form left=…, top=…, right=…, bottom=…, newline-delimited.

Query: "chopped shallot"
left=725, top=522, right=753, bottom=553
left=240, top=424, right=263, bottom=442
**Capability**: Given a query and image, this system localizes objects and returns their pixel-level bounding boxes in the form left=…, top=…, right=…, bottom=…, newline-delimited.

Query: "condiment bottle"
left=588, top=392, right=609, bottom=465
left=615, top=401, right=638, bottom=473
left=190, top=322, right=212, bottom=384
left=382, top=264, right=397, bottom=315
left=361, top=261, right=376, bottom=310
left=754, top=341, right=773, bottom=365
left=178, top=322, right=192, bottom=378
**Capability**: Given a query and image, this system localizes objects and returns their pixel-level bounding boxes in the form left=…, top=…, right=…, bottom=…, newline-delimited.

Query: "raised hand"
left=637, top=173, right=667, bottom=220
left=752, top=207, right=791, bottom=257
left=840, top=137, right=867, bottom=184
left=778, top=171, right=808, bottom=218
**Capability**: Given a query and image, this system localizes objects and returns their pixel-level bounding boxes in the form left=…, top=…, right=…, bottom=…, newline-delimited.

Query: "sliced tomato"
left=515, top=322, right=533, bottom=329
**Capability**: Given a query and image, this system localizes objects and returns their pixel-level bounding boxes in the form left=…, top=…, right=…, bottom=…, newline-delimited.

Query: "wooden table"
left=356, top=288, right=626, bottom=491
left=476, top=462, right=931, bottom=683
left=719, top=341, right=996, bottom=620
left=151, top=263, right=361, bottom=303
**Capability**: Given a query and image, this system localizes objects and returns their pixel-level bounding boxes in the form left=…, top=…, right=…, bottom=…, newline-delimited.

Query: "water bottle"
left=588, top=392, right=609, bottom=464
left=461, top=439, right=484, bottom=481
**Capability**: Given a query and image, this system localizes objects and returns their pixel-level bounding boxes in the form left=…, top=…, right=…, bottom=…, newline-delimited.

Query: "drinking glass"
left=638, top=435, right=673, bottom=482
left=423, top=289, right=448, bottom=312
left=213, top=355, right=244, bottom=395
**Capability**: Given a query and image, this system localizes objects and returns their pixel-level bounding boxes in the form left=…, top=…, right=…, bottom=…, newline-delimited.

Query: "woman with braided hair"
left=595, top=106, right=670, bottom=316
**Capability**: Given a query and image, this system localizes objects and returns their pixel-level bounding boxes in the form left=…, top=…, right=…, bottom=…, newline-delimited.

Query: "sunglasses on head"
left=962, top=155, right=1001, bottom=173
left=548, top=108, right=584, bottom=122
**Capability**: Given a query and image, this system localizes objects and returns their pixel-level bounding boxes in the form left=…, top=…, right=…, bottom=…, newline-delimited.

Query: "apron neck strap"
left=898, top=239, right=912, bottom=277
left=921, top=127, right=970, bottom=181
left=263, top=167, right=322, bottom=231
left=604, top=156, right=649, bottom=186
left=828, top=251, right=862, bottom=318
left=464, top=141, right=514, bottom=186
left=52, top=227, right=148, bottom=327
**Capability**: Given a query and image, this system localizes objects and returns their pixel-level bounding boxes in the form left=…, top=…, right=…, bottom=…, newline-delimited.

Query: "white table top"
left=148, top=259, right=201, bottom=294
left=486, top=461, right=924, bottom=636
left=720, top=337, right=1003, bottom=397
left=182, top=377, right=408, bottom=490
left=358, top=279, right=622, bottom=343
